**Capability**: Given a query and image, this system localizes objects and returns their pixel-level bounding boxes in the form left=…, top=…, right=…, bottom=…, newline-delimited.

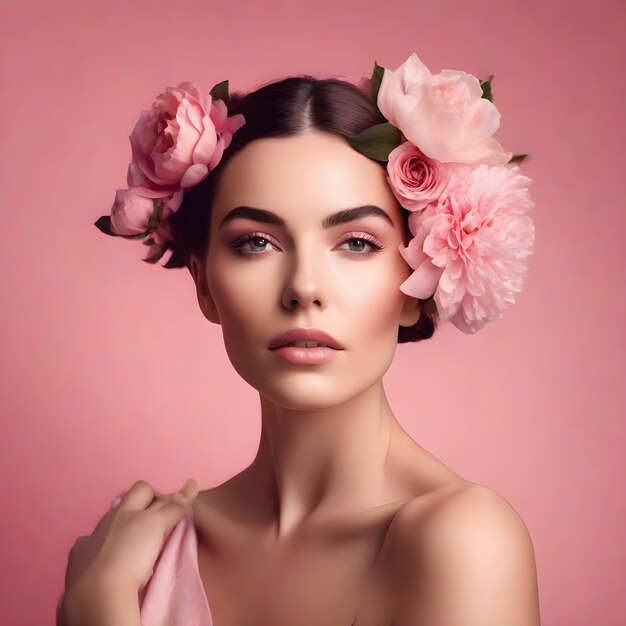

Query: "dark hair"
left=166, top=75, right=436, bottom=343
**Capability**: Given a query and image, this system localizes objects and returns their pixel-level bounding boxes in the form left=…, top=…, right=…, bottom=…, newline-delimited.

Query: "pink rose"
left=377, top=53, right=511, bottom=166
left=127, top=81, right=245, bottom=195
left=387, top=141, right=449, bottom=211
left=398, top=164, right=535, bottom=334
left=110, top=188, right=155, bottom=236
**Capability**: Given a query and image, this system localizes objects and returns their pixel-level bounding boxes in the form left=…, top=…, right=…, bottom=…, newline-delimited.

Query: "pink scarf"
left=56, top=508, right=213, bottom=625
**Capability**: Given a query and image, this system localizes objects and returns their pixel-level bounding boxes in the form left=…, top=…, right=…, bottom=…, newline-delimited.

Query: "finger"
left=145, top=492, right=175, bottom=512
left=176, top=478, right=199, bottom=503
left=110, top=488, right=130, bottom=509
left=144, top=477, right=196, bottom=511
left=111, top=494, right=123, bottom=509
left=142, top=480, right=197, bottom=512
left=147, top=478, right=197, bottom=511
left=117, top=480, right=160, bottom=511
left=156, top=478, right=199, bottom=530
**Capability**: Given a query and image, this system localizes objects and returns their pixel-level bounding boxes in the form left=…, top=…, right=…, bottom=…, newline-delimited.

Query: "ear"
left=398, top=293, right=422, bottom=328
left=187, top=253, right=221, bottom=325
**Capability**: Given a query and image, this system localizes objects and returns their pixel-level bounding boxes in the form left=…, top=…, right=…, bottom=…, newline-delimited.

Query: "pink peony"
left=110, top=188, right=155, bottom=236
left=387, top=141, right=450, bottom=211
left=207, top=98, right=247, bottom=170
left=127, top=81, right=245, bottom=196
left=110, top=188, right=183, bottom=242
left=398, top=164, right=535, bottom=334
left=377, top=53, right=511, bottom=166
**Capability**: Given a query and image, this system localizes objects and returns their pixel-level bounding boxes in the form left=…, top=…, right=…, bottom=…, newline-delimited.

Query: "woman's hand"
left=60, top=478, right=199, bottom=624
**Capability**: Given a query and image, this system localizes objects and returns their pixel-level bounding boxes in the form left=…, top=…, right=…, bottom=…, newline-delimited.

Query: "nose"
left=281, top=243, right=325, bottom=311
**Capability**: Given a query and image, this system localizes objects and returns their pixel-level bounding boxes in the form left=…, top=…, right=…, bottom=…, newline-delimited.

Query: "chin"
left=260, top=394, right=350, bottom=412
left=256, top=378, right=364, bottom=411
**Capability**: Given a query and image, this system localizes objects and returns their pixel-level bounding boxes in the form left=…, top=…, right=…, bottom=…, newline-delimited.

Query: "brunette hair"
left=166, top=75, right=436, bottom=343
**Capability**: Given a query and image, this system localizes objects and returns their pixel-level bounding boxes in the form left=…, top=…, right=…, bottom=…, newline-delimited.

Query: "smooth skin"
left=60, top=130, right=540, bottom=625
left=187, top=130, right=540, bottom=625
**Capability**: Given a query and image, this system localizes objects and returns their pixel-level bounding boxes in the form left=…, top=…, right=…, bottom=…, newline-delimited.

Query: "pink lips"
left=268, top=328, right=344, bottom=365
left=268, top=328, right=344, bottom=350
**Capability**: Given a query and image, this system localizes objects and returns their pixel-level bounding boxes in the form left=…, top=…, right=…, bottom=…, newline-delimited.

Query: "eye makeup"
left=229, top=231, right=385, bottom=258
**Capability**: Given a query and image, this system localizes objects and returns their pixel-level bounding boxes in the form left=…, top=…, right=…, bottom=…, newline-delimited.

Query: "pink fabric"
left=139, top=507, right=213, bottom=625
left=56, top=509, right=213, bottom=625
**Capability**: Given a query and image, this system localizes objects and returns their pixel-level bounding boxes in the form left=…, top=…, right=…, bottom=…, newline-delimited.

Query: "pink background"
left=1, top=1, right=624, bottom=624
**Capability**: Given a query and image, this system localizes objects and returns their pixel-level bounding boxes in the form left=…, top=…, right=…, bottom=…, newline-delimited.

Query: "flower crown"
left=96, top=53, right=535, bottom=335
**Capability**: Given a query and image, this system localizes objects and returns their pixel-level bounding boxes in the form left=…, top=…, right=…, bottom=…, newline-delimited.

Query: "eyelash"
left=229, top=231, right=385, bottom=258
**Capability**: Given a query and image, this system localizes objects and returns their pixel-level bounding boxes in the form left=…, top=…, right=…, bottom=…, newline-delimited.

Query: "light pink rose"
left=387, top=141, right=449, bottom=211
left=377, top=53, right=511, bottom=166
left=398, top=164, right=535, bottom=334
left=127, top=81, right=245, bottom=195
left=110, top=188, right=155, bottom=236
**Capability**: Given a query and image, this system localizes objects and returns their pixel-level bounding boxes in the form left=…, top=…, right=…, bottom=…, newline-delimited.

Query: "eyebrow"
left=218, top=204, right=395, bottom=230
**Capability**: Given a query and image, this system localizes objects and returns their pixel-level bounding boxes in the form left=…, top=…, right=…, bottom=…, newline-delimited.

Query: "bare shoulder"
left=388, top=481, right=541, bottom=626
left=394, top=480, right=536, bottom=547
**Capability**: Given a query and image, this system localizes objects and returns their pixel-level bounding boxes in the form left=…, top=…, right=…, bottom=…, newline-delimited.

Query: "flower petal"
left=180, top=163, right=209, bottom=188
left=399, top=258, right=442, bottom=299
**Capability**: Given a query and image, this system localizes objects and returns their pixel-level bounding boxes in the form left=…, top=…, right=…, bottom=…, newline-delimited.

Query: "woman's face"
left=189, top=130, right=421, bottom=409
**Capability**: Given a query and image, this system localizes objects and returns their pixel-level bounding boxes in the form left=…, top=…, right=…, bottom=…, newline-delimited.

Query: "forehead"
left=211, top=130, right=400, bottom=225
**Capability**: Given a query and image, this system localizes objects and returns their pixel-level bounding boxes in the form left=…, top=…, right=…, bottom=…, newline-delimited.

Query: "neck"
left=245, top=379, right=409, bottom=539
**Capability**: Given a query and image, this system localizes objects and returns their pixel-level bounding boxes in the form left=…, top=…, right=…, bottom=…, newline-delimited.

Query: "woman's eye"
left=230, top=234, right=277, bottom=256
left=338, top=236, right=384, bottom=256
left=230, top=233, right=384, bottom=257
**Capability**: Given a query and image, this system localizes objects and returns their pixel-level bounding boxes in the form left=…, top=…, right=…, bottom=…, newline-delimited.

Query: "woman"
left=59, top=54, right=540, bottom=625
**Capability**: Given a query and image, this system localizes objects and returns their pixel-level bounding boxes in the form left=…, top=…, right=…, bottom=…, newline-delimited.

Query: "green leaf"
left=347, top=122, right=401, bottom=162
left=509, top=153, right=529, bottom=164
left=480, top=74, right=494, bottom=102
left=147, top=200, right=163, bottom=230
left=370, top=61, right=385, bottom=102
left=94, top=215, right=117, bottom=236
left=210, top=80, right=230, bottom=107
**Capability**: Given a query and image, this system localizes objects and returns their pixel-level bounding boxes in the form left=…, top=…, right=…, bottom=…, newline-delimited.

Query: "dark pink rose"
left=386, top=141, right=448, bottom=211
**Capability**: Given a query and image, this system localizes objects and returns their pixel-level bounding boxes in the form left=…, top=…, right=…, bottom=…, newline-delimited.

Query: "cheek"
left=356, top=295, right=403, bottom=380
left=206, top=260, right=276, bottom=368
left=211, top=285, right=266, bottom=350
left=343, top=262, right=407, bottom=338
left=328, top=278, right=403, bottom=403
left=207, top=251, right=274, bottom=320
